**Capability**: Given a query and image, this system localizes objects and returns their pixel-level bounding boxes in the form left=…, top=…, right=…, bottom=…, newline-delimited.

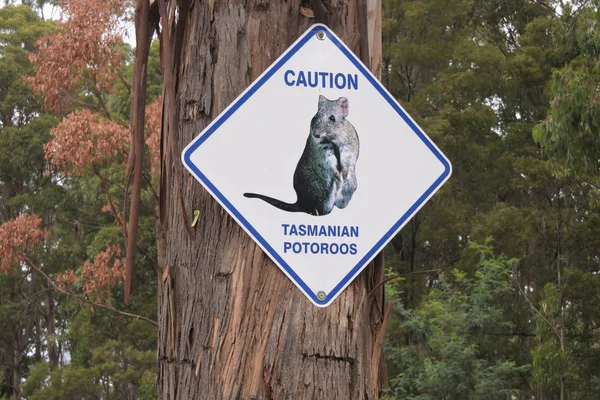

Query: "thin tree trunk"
left=157, top=0, right=384, bottom=398
left=11, top=347, right=20, bottom=400
left=34, top=318, right=42, bottom=362
left=9, top=265, right=40, bottom=400
left=125, top=0, right=152, bottom=304
left=557, top=217, right=565, bottom=400
left=46, top=287, right=59, bottom=368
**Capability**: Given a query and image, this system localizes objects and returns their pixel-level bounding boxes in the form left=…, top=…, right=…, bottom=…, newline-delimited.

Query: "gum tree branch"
left=22, top=255, right=158, bottom=327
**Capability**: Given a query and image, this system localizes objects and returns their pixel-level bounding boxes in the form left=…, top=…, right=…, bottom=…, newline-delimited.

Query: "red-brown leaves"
left=0, top=215, right=49, bottom=273
left=145, top=95, right=162, bottom=175
left=28, top=0, right=127, bottom=112
left=55, top=245, right=125, bottom=304
left=81, top=245, right=126, bottom=304
left=28, top=0, right=132, bottom=173
left=101, top=201, right=125, bottom=229
left=54, top=269, right=77, bottom=288
left=45, top=109, right=129, bottom=174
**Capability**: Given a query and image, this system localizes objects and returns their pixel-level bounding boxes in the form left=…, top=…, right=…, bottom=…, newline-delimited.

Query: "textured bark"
left=157, top=1, right=384, bottom=398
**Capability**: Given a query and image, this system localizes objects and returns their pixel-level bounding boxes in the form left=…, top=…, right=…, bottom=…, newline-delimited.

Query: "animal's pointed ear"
left=318, top=95, right=327, bottom=108
left=338, top=97, right=349, bottom=117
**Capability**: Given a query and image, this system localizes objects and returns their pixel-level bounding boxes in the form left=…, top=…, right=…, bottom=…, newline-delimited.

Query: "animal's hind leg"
left=335, top=173, right=357, bottom=209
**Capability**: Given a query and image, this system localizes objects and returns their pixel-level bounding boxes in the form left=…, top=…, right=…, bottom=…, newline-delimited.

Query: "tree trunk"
left=157, top=1, right=384, bottom=398
left=11, top=346, right=20, bottom=400
left=46, top=287, right=59, bottom=368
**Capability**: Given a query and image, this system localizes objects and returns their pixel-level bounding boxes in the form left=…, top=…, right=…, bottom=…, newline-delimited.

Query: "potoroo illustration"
left=244, top=95, right=359, bottom=216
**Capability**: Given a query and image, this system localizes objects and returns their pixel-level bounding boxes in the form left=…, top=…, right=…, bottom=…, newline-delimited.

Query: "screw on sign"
left=182, top=24, right=451, bottom=307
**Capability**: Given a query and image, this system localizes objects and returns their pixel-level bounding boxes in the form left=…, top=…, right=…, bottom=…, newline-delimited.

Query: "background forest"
left=0, top=0, right=599, bottom=399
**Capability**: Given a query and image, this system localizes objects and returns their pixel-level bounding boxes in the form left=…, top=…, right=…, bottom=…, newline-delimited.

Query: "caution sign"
left=182, top=24, right=452, bottom=307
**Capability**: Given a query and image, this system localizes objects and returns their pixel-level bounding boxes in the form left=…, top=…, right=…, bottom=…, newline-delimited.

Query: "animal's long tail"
left=243, top=193, right=303, bottom=213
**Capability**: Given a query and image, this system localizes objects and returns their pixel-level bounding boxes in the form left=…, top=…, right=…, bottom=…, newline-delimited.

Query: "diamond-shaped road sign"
left=182, top=24, right=452, bottom=307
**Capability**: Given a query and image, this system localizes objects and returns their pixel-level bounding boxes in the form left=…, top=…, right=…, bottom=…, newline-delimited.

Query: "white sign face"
left=182, top=24, right=451, bottom=307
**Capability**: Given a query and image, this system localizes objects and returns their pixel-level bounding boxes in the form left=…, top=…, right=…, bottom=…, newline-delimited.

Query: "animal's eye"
left=329, top=115, right=335, bottom=122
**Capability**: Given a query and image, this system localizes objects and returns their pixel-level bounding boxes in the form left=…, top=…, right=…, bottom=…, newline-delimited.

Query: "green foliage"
left=383, top=0, right=600, bottom=398
left=533, top=8, right=600, bottom=172
left=109, top=39, right=162, bottom=122
left=137, top=369, right=158, bottom=400
left=386, top=245, right=528, bottom=399
left=0, top=5, right=53, bottom=127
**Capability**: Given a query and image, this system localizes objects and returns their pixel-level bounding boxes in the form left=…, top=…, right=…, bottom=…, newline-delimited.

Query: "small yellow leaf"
left=191, top=210, right=200, bottom=227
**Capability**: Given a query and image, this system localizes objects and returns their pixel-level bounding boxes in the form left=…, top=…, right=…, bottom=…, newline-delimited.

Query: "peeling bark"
left=158, top=1, right=384, bottom=398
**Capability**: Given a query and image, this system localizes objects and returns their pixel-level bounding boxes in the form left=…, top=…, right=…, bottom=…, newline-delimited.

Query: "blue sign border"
left=182, top=24, right=452, bottom=306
